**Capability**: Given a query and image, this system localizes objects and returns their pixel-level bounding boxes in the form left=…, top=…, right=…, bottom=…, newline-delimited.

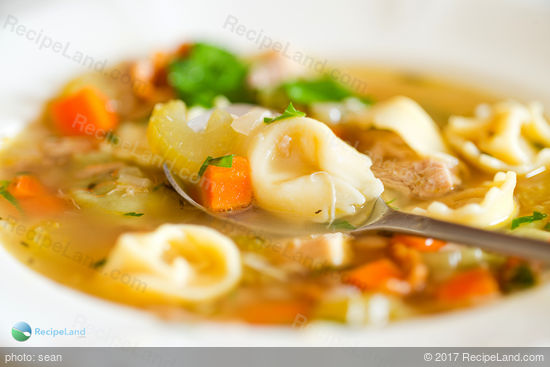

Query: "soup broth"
left=0, top=46, right=546, bottom=326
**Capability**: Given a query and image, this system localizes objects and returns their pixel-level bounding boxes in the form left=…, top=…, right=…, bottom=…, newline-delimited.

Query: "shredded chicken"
left=348, top=130, right=460, bottom=199
left=372, top=158, right=457, bottom=199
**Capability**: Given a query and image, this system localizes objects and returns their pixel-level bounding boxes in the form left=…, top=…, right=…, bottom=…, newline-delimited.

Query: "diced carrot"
left=238, top=300, right=311, bottom=325
left=199, top=156, right=252, bottom=212
left=50, top=87, right=118, bottom=136
left=391, top=235, right=446, bottom=252
left=7, top=175, right=65, bottom=216
left=9, top=175, right=48, bottom=198
left=436, top=268, right=499, bottom=303
left=344, top=258, right=405, bottom=293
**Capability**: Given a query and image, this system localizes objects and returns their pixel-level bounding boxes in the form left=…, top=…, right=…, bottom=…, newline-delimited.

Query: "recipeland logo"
left=11, top=322, right=32, bottom=342
left=11, top=321, right=86, bottom=342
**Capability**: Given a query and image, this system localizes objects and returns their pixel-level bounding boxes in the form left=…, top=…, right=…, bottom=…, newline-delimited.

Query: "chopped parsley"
left=152, top=183, right=165, bottom=192
left=0, top=180, right=23, bottom=214
left=198, top=154, right=234, bottom=177
left=167, top=43, right=250, bottom=107
left=544, top=222, right=550, bottom=231
left=330, top=219, right=356, bottom=230
left=282, top=76, right=373, bottom=105
left=510, top=211, right=547, bottom=230
left=503, top=264, right=536, bottom=292
left=263, top=102, right=306, bottom=124
left=91, top=258, right=107, bottom=269
left=105, top=131, right=119, bottom=145
left=124, top=212, right=144, bottom=217
left=385, top=198, right=399, bottom=210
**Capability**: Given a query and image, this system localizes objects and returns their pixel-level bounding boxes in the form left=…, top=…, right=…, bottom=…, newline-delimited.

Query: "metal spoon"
left=164, top=107, right=550, bottom=263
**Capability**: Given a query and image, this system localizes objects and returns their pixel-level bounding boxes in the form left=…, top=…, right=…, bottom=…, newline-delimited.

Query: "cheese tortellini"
left=445, top=101, right=550, bottom=174
left=362, top=96, right=451, bottom=158
left=104, top=224, right=242, bottom=302
left=412, top=171, right=517, bottom=228
left=311, top=96, right=450, bottom=159
left=310, top=95, right=450, bottom=161
left=246, top=116, right=384, bottom=223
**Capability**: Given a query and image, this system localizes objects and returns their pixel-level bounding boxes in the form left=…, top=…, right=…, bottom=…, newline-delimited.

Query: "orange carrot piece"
left=50, top=87, right=118, bottom=136
left=344, top=258, right=404, bottom=292
left=9, top=175, right=48, bottom=198
left=238, top=300, right=311, bottom=325
left=8, top=175, right=65, bottom=216
left=199, top=156, right=252, bottom=212
left=391, top=235, right=446, bottom=252
left=436, top=268, right=499, bottom=303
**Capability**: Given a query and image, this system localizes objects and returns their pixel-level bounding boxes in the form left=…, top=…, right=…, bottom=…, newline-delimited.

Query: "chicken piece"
left=373, top=158, right=457, bottom=199
left=287, top=233, right=353, bottom=269
left=347, top=129, right=460, bottom=199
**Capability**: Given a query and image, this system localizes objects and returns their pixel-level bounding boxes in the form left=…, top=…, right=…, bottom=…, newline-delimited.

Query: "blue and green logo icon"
left=12, top=322, right=32, bottom=342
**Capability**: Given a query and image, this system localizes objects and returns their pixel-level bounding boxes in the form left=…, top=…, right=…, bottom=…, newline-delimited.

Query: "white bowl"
left=1, top=0, right=550, bottom=347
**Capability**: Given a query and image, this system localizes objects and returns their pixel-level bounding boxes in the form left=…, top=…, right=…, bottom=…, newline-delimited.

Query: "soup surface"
left=0, top=43, right=547, bottom=326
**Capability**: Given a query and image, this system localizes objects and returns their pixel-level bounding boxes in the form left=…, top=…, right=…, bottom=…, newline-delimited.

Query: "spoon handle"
left=363, top=210, right=550, bottom=262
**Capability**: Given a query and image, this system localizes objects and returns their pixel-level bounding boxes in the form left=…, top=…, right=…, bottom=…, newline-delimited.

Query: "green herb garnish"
left=91, top=258, right=107, bottom=269
left=504, top=264, right=536, bottom=292
left=105, top=131, right=119, bottom=145
left=168, top=43, right=249, bottom=108
left=152, top=183, right=165, bottom=192
left=0, top=180, right=23, bottom=214
left=544, top=222, right=550, bottom=231
left=330, top=219, right=356, bottom=230
left=282, top=76, right=373, bottom=105
left=385, top=198, right=399, bottom=210
left=198, top=154, right=235, bottom=177
left=511, top=211, right=547, bottom=230
left=263, top=102, right=306, bottom=124
left=124, top=212, right=144, bottom=217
